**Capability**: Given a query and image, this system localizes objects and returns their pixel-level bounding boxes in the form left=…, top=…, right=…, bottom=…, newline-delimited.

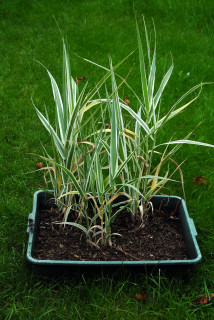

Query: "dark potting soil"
left=32, top=201, right=188, bottom=261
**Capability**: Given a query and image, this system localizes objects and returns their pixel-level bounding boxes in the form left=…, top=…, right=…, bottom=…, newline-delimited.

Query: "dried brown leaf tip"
left=195, top=294, right=214, bottom=304
left=77, top=76, right=87, bottom=83
left=193, top=176, right=209, bottom=185
left=36, top=162, right=43, bottom=169
left=134, top=291, right=147, bottom=302
left=124, top=97, right=130, bottom=105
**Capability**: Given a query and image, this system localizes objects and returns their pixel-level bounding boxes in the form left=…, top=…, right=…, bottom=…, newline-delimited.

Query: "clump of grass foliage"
left=33, top=17, right=214, bottom=247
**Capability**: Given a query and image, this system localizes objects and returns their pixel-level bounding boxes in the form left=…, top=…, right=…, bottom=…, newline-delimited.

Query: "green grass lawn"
left=1, top=0, right=214, bottom=318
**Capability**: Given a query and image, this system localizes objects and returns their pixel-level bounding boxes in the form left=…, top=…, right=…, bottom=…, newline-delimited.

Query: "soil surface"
left=32, top=201, right=188, bottom=261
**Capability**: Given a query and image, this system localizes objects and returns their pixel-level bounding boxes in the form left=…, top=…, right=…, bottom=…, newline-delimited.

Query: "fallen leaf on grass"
left=193, top=176, right=209, bottom=185
left=28, top=182, right=34, bottom=188
left=36, top=162, right=43, bottom=169
left=124, top=97, right=130, bottom=105
left=77, top=76, right=87, bottom=83
left=134, top=291, right=147, bottom=302
left=195, top=294, right=214, bottom=304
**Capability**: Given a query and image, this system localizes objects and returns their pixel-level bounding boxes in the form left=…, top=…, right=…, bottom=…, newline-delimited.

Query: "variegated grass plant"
left=33, top=41, right=137, bottom=247
left=33, top=19, right=214, bottom=248
left=116, top=17, right=214, bottom=224
left=73, top=16, right=214, bottom=239
left=32, top=42, right=108, bottom=215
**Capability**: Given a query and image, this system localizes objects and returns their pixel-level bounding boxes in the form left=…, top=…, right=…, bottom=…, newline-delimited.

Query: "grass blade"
left=46, top=70, right=65, bottom=142
left=136, top=17, right=150, bottom=113
left=155, top=140, right=214, bottom=148
left=32, top=101, right=65, bottom=159
left=153, top=64, right=173, bottom=111
left=120, top=102, right=152, bottom=138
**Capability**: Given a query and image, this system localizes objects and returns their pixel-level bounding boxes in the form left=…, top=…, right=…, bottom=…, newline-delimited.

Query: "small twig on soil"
left=70, top=252, right=86, bottom=260
left=87, top=239, right=101, bottom=250
left=171, top=199, right=181, bottom=216
left=118, top=228, right=129, bottom=232
left=158, top=199, right=165, bottom=214
left=110, top=245, right=141, bottom=261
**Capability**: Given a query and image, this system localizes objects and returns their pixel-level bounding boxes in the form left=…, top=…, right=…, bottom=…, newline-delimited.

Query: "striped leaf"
left=33, top=102, right=65, bottom=159
left=121, top=102, right=152, bottom=138
left=47, top=70, right=65, bottom=143
left=52, top=161, right=86, bottom=199
left=153, top=64, right=173, bottom=111
left=155, top=140, right=214, bottom=149
left=136, top=18, right=150, bottom=113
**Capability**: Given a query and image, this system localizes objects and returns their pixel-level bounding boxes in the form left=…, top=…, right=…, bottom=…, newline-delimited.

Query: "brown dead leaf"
left=134, top=291, right=147, bottom=302
left=193, top=176, right=209, bottom=185
left=77, top=76, right=87, bottom=83
left=195, top=294, right=214, bottom=304
left=36, top=162, right=43, bottom=169
left=103, top=123, right=111, bottom=128
left=124, top=97, right=130, bottom=105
